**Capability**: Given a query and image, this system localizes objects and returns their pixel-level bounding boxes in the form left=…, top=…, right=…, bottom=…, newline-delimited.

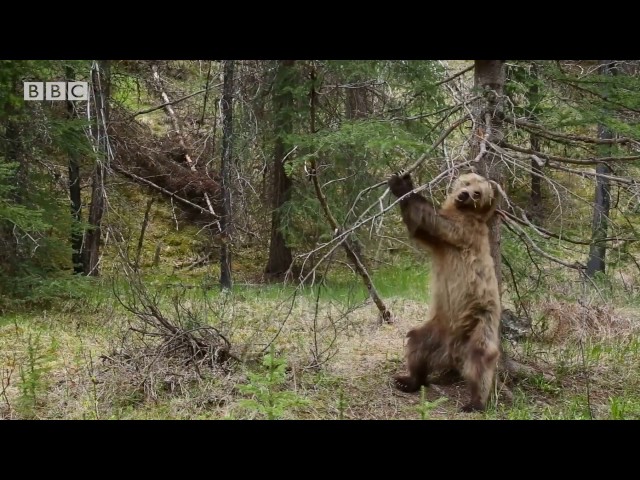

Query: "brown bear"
left=387, top=170, right=502, bottom=412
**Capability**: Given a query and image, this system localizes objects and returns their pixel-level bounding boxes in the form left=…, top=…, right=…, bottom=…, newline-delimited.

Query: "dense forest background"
left=2, top=59, right=640, bottom=420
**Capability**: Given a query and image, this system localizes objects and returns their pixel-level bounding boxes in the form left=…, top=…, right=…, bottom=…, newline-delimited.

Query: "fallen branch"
left=108, top=240, right=237, bottom=384
left=131, top=82, right=223, bottom=118
left=150, top=64, right=198, bottom=172
left=501, top=357, right=555, bottom=383
left=112, top=164, right=220, bottom=222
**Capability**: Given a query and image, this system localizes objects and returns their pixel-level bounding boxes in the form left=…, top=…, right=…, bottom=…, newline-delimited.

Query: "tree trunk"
left=586, top=61, right=615, bottom=277
left=0, top=76, right=23, bottom=273
left=529, top=133, right=543, bottom=223
left=83, top=60, right=110, bottom=276
left=528, top=66, right=543, bottom=224
left=343, top=78, right=371, bottom=268
left=345, top=83, right=370, bottom=120
left=471, top=60, right=506, bottom=292
left=220, top=60, right=234, bottom=290
left=65, top=66, right=84, bottom=274
left=264, top=60, right=295, bottom=279
left=5, top=122, right=24, bottom=203
left=3, top=74, right=25, bottom=204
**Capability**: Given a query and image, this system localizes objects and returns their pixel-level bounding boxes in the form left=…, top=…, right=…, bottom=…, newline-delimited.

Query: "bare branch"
left=556, top=77, right=640, bottom=115
left=548, top=161, right=637, bottom=185
left=472, top=112, right=492, bottom=163
left=307, top=159, right=475, bottom=269
left=502, top=215, right=586, bottom=270
left=500, top=209, right=635, bottom=246
left=402, top=116, right=470, bottom=174
left=435, top=64, right=474, bottom=86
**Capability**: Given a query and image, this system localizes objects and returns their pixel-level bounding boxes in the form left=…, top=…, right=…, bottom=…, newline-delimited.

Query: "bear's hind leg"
left=460, top=325, right=500, bottom=412
left=393, top=322, right=448, bottom=393
left=461, top=358, right=497, bottom=412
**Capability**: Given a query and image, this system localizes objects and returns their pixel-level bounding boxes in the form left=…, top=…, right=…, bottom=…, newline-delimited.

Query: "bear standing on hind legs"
left=387, top=170, right=502, bottom=412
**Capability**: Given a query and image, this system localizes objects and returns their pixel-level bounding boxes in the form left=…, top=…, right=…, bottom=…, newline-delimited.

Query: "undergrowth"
left=1, top=260, right=639, bottom=420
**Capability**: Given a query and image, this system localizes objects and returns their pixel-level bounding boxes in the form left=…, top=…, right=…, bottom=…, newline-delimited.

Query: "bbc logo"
left=24, top=82, right=89, bottom=101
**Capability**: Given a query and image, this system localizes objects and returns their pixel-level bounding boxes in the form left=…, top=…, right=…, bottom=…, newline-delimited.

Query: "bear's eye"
left=472, top=191, right=481, bottom=199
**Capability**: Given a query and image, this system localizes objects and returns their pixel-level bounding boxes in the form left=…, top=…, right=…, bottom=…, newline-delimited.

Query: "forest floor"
left=2, top=269, right=640, bottom=420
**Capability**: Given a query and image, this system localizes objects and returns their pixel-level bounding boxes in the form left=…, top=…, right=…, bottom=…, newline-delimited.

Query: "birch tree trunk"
left=586, top=61, right=616, bottom=277
left=83, top=60, right=110, bottom=276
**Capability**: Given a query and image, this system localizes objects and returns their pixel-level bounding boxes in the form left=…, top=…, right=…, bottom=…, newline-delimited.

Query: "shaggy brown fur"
left=388, top=171, right=502, bottom=412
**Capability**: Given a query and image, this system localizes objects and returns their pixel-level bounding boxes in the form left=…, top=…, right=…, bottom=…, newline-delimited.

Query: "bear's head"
left=444, top=173, right=498, bottom=218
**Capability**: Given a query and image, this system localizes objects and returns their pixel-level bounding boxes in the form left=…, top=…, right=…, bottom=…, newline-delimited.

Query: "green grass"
left=67, top=254, right=432, bottom=311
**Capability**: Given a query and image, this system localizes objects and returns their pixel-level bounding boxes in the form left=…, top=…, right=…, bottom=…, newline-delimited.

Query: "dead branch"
left=109, top=102, right=222, bottom=221
left=299, top=160, right=475, bottom=283
left=111, top=257, right=236, bottom=372
left=548, top=161, right=637, bottom=185
left=500, top=209, right=635, bottom=246
left=502, top=215, right=586, bottom=270
left=504, top=115, right=640, bottom=146
left=472, top=112, right=492, bottom=163
left=501, top=356, right=555, bottom=384
left=134, top=198, right=155, bottom=271
left=308, top=67, right=392, bottom=323
left=500, top=141, right=640, bottom=165
left=556, top=77, right=640, bottom=116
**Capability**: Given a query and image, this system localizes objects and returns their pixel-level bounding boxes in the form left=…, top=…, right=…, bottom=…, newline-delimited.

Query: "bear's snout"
left=457, top=190, right=470, bottom=202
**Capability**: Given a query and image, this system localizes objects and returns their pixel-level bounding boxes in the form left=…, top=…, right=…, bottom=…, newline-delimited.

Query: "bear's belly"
left=430, top=251, right=499, bottom=320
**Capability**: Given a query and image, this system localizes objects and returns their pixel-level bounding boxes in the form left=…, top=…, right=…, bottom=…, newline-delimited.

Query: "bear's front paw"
left=388, top=171, right=414, bottom=198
